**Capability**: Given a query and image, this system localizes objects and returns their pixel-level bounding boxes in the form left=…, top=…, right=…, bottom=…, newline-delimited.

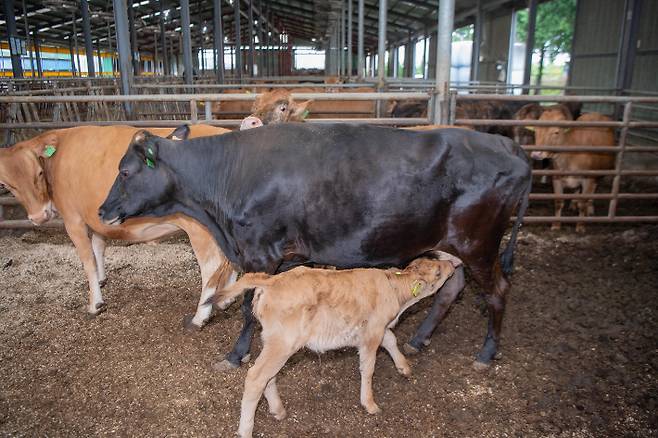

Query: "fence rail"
left=0, top=91, right=656, bottom=229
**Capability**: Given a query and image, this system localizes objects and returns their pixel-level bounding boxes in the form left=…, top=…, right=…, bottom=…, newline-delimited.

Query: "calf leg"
left=551, top=177, right=565, bottom=231
left=380, top=329, right=411, bottom=377
left=91, top=233, right=107, bottom=287
left=238, top=339, right=294, bottom=438
left=218, top=289, right=257, bottom=370
left=405, top=265, right=465, bottom=354
left=65, top=221, right=105, bottom=315
left=358, top=336, right=384, bottom=414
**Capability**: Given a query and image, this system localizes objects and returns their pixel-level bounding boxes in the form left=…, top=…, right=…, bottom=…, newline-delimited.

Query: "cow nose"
left=98, top=208, right=105, bottom=218
left=240, top=116, right=263, bottom=131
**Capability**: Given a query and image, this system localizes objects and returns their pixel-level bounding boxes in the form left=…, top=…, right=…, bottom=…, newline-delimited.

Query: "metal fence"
left=0, top=90, right=657, bottom=229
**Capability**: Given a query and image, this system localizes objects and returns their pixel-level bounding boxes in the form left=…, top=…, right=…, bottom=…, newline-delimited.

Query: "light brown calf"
left=212, top=254, right=460, bottom=438
left=532, top=108, right=616, bottom=232
left=0, top=125, right=235, bottom=327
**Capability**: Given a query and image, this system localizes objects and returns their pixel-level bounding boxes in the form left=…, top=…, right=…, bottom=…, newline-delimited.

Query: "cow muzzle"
left=98, top=206, right=125, bottom=226
left=240, top=116, right=264, bottom=131
left=28, top=201, right=55, bottom=226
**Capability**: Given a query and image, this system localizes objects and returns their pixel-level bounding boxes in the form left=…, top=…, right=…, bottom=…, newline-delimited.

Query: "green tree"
left=516, top=0, right=576, bottom=87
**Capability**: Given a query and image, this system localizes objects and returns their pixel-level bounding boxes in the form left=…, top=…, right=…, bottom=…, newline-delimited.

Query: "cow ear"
left=291, top=100, right=313, bottom=120
left=131, top=130, right=159, bottom=167
left=32, top=133, right=59, bottom=158
left=167, top=124, right=191, bottom=141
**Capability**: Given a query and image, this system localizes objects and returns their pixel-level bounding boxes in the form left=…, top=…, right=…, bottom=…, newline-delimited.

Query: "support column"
left=248, top=0, right=255, bottom=77
left=357, top=0, right=364, bottom=78
left=180, top=0, right=194, bottom=84
left=69, top=37, right=77, bottom=76
left=34, top=31, right=43, bottom=77
left=96, top=38, right=103, bottom=75
left=160, top=0, right=170, bottom=76
left=128, top=0, right=139, bottom=76
left=212, top=0, right=225, bottom=82
left=81, top=0, right=96, bottom=77
left=522, top=0, right=537, bottom=93
left=347, top=0, right=353, bottom=76
left=377, top=0, right=386, bottom=83
left=2, top=0, right=23, bottom=78
left=234, top=0, right=242, bottom=81
left=615, top=0, right=643, bottom=93
left=113, top=0, right=133, bottom=97
left=340, top=4, right=345, bottom=76
left=21, top=0, right=34, bottom=77
left=470, top=0, right=482, bottom=82
left=432, top=0, right=455, bottom=124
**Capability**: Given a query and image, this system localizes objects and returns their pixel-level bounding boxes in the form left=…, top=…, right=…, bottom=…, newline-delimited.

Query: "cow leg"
left=576, top=178, right=597, bottom=233
left=217, top=288, right=257, bottom=370
left=91, top=233, right=107, bottom=287
left=405, top=265, right=465, bottom=354
left=473, top=263, right=510, bottom=370
left=551, top=177, right=564, bottom=231
left=183, top=225, right=235, bottom=331
left=65, top=221, right=105, bottom=316
left=238, top=338, right=294, bottom=438
left=381, top=329, right=411, bottom=377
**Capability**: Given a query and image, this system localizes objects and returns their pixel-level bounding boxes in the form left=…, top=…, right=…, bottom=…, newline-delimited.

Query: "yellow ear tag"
left=44, top=145, right=57, bottom=158
left=411, top=280, right=422, bottom=297
left=395, top=271, right=402, bottom=276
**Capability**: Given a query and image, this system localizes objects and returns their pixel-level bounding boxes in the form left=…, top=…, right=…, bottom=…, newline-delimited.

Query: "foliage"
left=516, top=0, right=576, bottom=60
left=453, top=25, right=474, bottom=42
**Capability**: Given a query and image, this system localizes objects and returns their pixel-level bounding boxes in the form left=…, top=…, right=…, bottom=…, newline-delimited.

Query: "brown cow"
left=211, top=253, right=459, bottom=437
left=0, top=124, right=235, bottom=327
left=531, top=108, right=616, bottom=232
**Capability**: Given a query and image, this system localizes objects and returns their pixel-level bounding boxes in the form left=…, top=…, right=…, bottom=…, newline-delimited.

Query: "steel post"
left=248, top=0, right=255, bottom=77
left=377, top=0, right=386, bottom=84
left=81, top=0, right=96, bottom=77
left=522, top=0, right=538, bottom=94
left=212, top=0, right=225, bottom=83
left=2, top=0, right=23, bottom=78
left=470, top=0, right=482, bottom=82
left=234, top=0, right=242, bottom=81
left=160, top=0, right=170, bottom=76
left=180, top=0, right=194, bottom=85
left=432, top=0, right=455, bottom=124
left=128, top=0, right=139, bottom=76
left=357, top=0, right=364, bottom=78
left=112, top=0, right=133, bottom=103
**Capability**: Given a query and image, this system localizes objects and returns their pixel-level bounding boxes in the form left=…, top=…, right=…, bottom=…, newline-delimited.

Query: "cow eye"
left=120, top=169, right=130, bottom=178
left=279, top=105, right=287, bottom=112
left=37, top=169, right=43, bottom=177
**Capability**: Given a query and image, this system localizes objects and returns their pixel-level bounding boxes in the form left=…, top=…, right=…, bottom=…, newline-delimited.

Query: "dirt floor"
left=0, top=221, right=657, bottom=437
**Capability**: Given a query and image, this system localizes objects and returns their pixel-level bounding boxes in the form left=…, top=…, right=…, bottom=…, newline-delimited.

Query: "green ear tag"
left=302, top=109, right=310, bottom=119
left=411, top=281, right=422, bottom=297
left=44, top=145, right=57, bottom=158
left=147, top=147, right=154, bottom=158
left=145, top=157, right=155, bottom=168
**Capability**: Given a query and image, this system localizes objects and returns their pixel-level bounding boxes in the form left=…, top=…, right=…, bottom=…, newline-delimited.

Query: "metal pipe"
left=432, top=0, right=455, bottom=124
left=340, top=3, right=345, bottom=77
left=96, top=38, right=103, bottom=75
left=180, top=0, right=194, bottom=85
left=248, top=0, right=255, bottom=77
left=81, top=0, right=96, bottom=77
left=112, top=0, right=133, bottom=101
left=522, top=0, right=538, bottom=94
left=68, top=37, right=77, bottom=76
left=212, top=0, right=224, bottom=83
left=234, top=0, right=242, bottom=81
left=21, top=0, right=34, bottom=77
left=33, top=31, right=43, bottom=78
left=72, top=12, right=81, bottom=76
left=377, top=0, right=386, bottom=84
left=347, top=0, right=353, bottom=76
left=2, top=0, right=23, bottom=78
left=357, top=0, right=364, bottom=78
left=470, top=0, right=482, bottom=82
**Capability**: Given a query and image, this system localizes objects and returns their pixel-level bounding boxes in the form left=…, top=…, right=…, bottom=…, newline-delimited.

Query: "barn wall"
left=569, top=0, right=624, bottom=90
left=478, top=11, right=513, bottom=83
left=632, top=0, right=658, bottom=92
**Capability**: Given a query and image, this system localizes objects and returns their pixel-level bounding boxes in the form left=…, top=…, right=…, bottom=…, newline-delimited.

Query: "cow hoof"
left=422, top=338, right=431, bottom=347
left=403, top=343, right=420, bottom=355
left=85, top=302, right=107, bottom=319
left=494, top=352, right=503, bottom=360
left=212, top=359, right=240, bottom=373
left=99, top=278, right=108, bottom=288
left=271, top=408, right=287, bottom=421
left=182, top=315, right=203, bottom=332
left=241, top=353, right=251, bottom=364
left=472, top=360, right=491, bottom=372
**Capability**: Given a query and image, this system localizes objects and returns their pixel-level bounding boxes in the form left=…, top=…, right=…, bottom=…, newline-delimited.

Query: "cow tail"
left=205, top=279, right=253, bottom=310
left=500, top=178, right=532, bottom=276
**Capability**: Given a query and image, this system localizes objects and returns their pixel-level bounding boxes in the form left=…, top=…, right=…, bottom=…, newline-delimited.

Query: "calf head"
left=402, top=257, right=455, bottom=301
left=0, top=132, right=57, bottom=225
left=532, top=106, right=574, bottom=160
left=241, top=90, right=312, bottom=130
left=99, top=130, right=175, bottom=225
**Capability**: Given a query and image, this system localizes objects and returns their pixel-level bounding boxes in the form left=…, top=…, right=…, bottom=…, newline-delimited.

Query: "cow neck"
left=158, top=135, right=242, bottom=265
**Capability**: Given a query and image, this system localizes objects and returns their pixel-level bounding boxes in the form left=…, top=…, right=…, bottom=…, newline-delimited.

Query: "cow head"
left=532, top=105, right=574, bottom=160
left=401, top=257, right=455, bottom=301
left=241, top=90, right=312, bottom=130
left=99, top=130, right=175, bottom=225
left=0, top=133, right=58, bottom=225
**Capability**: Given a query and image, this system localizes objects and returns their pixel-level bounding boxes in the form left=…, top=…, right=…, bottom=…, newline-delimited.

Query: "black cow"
left=99, top=123, right=532, bottom=370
